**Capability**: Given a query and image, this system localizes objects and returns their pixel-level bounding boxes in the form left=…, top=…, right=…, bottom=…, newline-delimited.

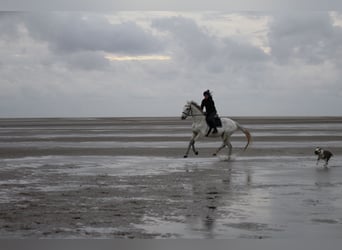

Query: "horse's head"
left=181, top=102, right=192, bottom=120
left=181, top=101, right=204, bottom=120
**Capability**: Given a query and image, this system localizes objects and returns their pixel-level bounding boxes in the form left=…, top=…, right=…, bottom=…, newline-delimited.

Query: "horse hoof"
left=213, top=153, right=217, bottom=156
left=195, top=152, right=199, bottom=155
left=184, top=155, right=188, bottom=158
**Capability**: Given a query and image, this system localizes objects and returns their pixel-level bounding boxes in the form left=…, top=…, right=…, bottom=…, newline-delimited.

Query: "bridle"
left=182, top=106, right=192, bottom=117
left=182, top=104, right=203, bottom=117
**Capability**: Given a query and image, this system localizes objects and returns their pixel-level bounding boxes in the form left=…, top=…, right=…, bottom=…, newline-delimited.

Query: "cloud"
left=0, top=12, right=21, bottom=39
left=62, top=51, right=111, bottom=70
left=0, top=12, right=169, bottom=71
left=22, top=12, right=165, bottom=55
left=268, top=12, right=342, bottom=64
left=0, top=11, right=342, bottom=117
left=151, top=15, right=268, bottom=75
left=105, top=54, right=171, bottom=61
left=152, top=16, right=219, bottom=61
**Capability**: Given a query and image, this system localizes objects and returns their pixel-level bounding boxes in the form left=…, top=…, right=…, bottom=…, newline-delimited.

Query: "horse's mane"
left=189, top=101, right=204, bottom=114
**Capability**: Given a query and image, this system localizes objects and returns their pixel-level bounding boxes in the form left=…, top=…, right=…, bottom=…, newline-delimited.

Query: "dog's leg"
left=326, top=153, right=332, bottom=167
left=324, top=158, right=330, bottom=167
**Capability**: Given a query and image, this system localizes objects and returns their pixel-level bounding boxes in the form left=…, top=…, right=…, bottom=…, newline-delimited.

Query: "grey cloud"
left=149, top=15, right=270, bottom=98
left=22, top=12, right=164, bottom=55
left=222, top=38, right=268, bottom=62
left=62, top=51, right=110, bottom=70
left=4, top=0, right=342, bottom=11
left=1, top=11, right=342, bottom=117
left=152, top=16, right=268, bottom=73
left=268, top=12, right=342, bottom=64
left=0, top=12, right=168, bottom=71
left=152, top=16, right=218, bottom=61
left=0, top=12, right=22, bottom=40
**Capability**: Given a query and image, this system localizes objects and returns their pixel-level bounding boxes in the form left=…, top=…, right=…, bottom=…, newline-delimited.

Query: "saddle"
left=214, top=115, right=222, bottom=127
left=205, top=115, right=222, bottom=136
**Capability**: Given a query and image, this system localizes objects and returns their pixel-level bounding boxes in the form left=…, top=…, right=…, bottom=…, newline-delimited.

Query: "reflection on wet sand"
left=0, top=117, right=341, bottom=238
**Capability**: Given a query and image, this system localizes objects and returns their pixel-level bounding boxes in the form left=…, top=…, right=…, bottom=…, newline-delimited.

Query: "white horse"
left=181, top=101, right=251, bottom=159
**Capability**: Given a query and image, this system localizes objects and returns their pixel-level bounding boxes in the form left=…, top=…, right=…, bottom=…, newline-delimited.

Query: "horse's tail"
left=236, top=122, right=252, bottom=151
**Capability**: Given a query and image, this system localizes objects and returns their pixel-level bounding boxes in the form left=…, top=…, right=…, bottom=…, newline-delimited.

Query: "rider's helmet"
left=203, top=90, right=211, bottom=97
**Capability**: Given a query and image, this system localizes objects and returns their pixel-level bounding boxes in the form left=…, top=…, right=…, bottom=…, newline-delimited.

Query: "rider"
left=201, top=90, right=218, bottom=136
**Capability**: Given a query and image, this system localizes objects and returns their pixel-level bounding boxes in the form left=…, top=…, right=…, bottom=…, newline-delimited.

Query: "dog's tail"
left=236, top=123, right=252, bottom=151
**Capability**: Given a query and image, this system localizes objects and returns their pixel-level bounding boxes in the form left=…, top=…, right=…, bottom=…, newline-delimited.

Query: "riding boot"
left=206, top=128, right=212, bottom=137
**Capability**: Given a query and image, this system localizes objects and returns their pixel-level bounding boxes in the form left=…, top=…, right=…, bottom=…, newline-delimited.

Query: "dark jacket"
left=201, top=97, right=217, bottom=116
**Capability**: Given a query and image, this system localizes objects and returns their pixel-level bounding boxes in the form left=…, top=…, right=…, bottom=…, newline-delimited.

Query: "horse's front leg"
left=184, top=133, right=200, bottom=158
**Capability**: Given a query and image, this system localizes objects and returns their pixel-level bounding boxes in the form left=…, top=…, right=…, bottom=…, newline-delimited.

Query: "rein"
left=183, top=105, right=205, bottom=117
left=183, top=113, right=203, bottom=117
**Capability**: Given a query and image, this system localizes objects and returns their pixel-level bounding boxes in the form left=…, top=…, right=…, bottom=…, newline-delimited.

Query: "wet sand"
left=0, top=117, right=342, bottom=238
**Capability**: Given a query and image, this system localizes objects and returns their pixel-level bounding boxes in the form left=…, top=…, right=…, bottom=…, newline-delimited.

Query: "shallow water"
left=0, top=117, right=341, bottom=238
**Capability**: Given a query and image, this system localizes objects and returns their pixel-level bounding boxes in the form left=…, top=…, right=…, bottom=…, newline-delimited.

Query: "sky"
left=1, top=10, right=342, bottom=117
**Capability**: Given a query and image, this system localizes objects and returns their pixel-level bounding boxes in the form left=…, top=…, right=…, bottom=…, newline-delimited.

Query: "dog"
left=314, top=147, right=333, bottom=167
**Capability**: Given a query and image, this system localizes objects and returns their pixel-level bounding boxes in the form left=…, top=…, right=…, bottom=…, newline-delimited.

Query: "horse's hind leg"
left=213, top=143, right=226, bottom=156
left=213, top=134, right=232, bottom=159
left=213, top=134, right=227, bottom=156
left=214, top=140, right=233, bottom=160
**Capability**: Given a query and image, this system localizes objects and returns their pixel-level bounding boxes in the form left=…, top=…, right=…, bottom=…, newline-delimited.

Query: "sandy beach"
left=0, top=116, right=342, bottom=238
